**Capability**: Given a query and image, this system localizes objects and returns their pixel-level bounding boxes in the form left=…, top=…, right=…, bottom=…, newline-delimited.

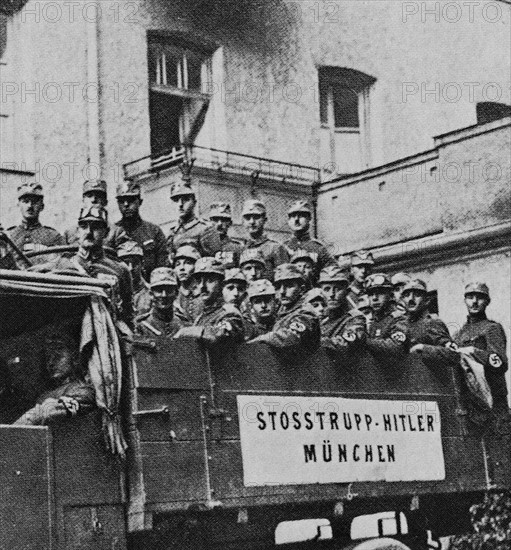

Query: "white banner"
left=237, top=395, right=445, bottom=486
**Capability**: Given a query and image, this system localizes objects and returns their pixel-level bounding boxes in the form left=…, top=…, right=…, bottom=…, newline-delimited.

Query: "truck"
left=1, top=267, right=509, bottom=550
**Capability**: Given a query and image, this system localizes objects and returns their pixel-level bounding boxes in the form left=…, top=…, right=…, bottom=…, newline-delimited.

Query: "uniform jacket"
left=166, top=217, right=218, bottom=257
left=283, top=232, right=336, bottom=275
left=455, top=314, right=508, bottom=401
left=321, top=310, right=367, bottom=353
left=366, top=304, right=409, bottom=357
left=243, top=312, right=275, bottom=341
left=254, top=300, right=320, bottom=354
left=107, top=215, right=169, bottom=279
left=133, top=280, right=152, bottom=316
left=8, top=220, right=65, bottom=265
left=215, top=235, right=244, bottom=268
left=192, top=299, right=245, bottom=345
left=242, top=234, right=290, bottom=280
left=346, top=282, right=364, bottom=310
left=136, top=310, right=184, bottom=338
left=174, top=288, right=199, bottom=326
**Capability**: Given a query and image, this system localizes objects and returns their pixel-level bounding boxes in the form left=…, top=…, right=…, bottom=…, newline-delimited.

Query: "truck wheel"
left=340, top=538, right=413, bottom=550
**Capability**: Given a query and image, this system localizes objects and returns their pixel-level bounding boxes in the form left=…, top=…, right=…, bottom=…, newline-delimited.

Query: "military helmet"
left=303, top=288, right=328, bottom=305
left=351, top=250, right=375, bottom=267
left=192, top=257, right=225, bottom=279
left=288, top=200, right=312, bottom=216
left=174, top=245, right=201, bottom=263
left=391, top=272, right=412, bottom=287
left=247, top=279, right=276, bottom=299
left=318, top=265, right=349, bottom=284
left=209, top=202, right=232, bottom=220
left=150, top=267, right=178, bottom=288
left=401, top=278, right=428, bottom=294
left=241, top=199, right=266, bottom=217
left=83, top=179, right=107, bottom=197
left=223, top=268, right=247, bottom=287
left=78, top=205, right=108, bottom=226
left=365, top=273, right=393, bottom=292
left=17, top=182, right=43, bottom=199
left=464, top=282, right=490, bottom=298
left=290, top=249, right=317, bottom=265
left=239, top=248, right=266, bottom=268
left=116, top=180, right=140, bottom=198
left=117, top=240, right=143, bottom=258
left=274, top=263, right=305, bottom=284
left=170, top=180, right=196, bottom=201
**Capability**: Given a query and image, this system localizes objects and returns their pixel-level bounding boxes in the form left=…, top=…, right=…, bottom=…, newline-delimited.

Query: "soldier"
left=174, top=257, right=245, bottom=345
left=63, top=179, right=108, bottom=245
left=284, top=200, right=335, bottom=276
left=303, top=288, right=328, bottom=320
left=244, top=279, right=278, bottom=340
left=46, top=206, right=134, bottom=328
left=290, top=249, right=317, bottom=289
left=241, top=199, right=289, bottom=280
left=222, top=268, right=248, bottom=308
left=239, top=248, right=266, bottom=283
left=317, top=265, right=351, bottom=337
left=247, top=263, right=320, bottom=355
left=355, top=294, right=374, bottom=331
left=8, top=182, right=64, bottom=265
left=173, top=245, right=201, bottom=325
left=391, top=272, right=411, bottom=313
left=107, top=180, right=168, bottom=280
left=117, top=240, right=151, bottom=316
left=166, top=175, right=218, bottom=258
left=346, top=250, right=375, bottom=310
left=209, top=202, right=244, bottom=268
left=454, top=282, right=508, bottom=412
left=136, top=268, right=184, bottom=338
left=363, top=273, right=409, bottom=358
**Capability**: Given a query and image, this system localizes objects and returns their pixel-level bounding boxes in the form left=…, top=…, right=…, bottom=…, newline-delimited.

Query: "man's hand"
left=410, top=343, right=424, bottom=354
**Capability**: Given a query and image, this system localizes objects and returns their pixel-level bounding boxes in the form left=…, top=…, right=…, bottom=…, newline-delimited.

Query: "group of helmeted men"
left=0, top=171, right=508, bottom=416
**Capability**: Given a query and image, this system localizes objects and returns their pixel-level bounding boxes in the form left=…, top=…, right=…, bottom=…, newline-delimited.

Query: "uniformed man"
left=244, top=279, right=278, bottom=340
left=391, top=272, right=412, bottom=313
left=355, top=294, right=374, bottom=331
left=284, top=200, right=335, bottom=277
left=8, top=183, right=65, bottom=265
left=247, top=263, right=320, bottom=356
left=346, top=250, right=375, bottom=310
left=209, top=202, right=244, bottom=268
left=303, top=288, right=328, bottom=320
left=222, top=268, right=248, bottom=308
left=166, top=174, right=218, bottom=258
left=454, top=282, right=508, bottom=412
left=117, top=240, right=151, bottom=316
left=174, top=257, right=245, bottom=345
left=317, top=265, right=351, bottom=337
left=239, top=248, right=266, bottom=283
left=241, top=199, right=289, bottom=280
left=0, top=224, right=19, bottom=270
left=401, top=279, right=455, bottom=366
left=290, top=249, right=317, bottom=289
left=63, top=179, right=108, bottom=245
left=107, top=180, right=169, bottom=280
left=46, top=206, right=134, bottom=328
left=136, top=268, right=184, bottom=339
left=364, top=273, right=409, bottom=358
left=173, top=244, right=201, bottom=325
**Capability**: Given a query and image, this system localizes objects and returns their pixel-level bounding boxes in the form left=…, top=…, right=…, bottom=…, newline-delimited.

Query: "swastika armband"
left=390, top=331, right=406, bottom=343
left=489, top=353, right=503, bottom=368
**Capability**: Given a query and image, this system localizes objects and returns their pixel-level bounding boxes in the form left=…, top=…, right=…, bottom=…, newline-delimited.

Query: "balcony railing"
left=123, top=145, right=320, bottom=186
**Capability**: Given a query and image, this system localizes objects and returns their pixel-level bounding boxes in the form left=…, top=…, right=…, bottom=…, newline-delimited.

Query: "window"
left=318, top=67, right=376, bottom=175
left=148, top=33, right=214, bottom=159
left=476, top=102, right=511, bottom=125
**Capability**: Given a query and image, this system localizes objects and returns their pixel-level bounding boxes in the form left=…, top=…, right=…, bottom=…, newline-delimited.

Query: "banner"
left=237, top=395, right=445, bottom=486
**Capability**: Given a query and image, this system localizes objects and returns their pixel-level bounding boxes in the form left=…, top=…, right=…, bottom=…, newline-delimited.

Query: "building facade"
left=0, top=1, right=509, bottom=372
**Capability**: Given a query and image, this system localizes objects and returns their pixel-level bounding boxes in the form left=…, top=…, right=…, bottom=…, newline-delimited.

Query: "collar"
left=120, top=214, right=142, bottom=230
left=246, top=233, right=269, bottom=246
left=292, top=231, right=311, bottom=243
left=77, top=247, right=104, bottom=262
left=150, top=308, right=175, bottom=324
left=178, top=216, right=200, bottom=231
left=21, top=219, right=42, bottom=230
left=349, top=282, right=363, bottom=294
left=467, top=312, right=487, bottom=324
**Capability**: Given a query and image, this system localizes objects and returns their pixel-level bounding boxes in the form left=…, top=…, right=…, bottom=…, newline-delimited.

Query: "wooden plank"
left=141, top=441, right=208, bottom=504
left=0, top=426, right=54, bottom=550
left=51, top=412, right=124, bottom=507
left=134, top=338, right=209, bottom=390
